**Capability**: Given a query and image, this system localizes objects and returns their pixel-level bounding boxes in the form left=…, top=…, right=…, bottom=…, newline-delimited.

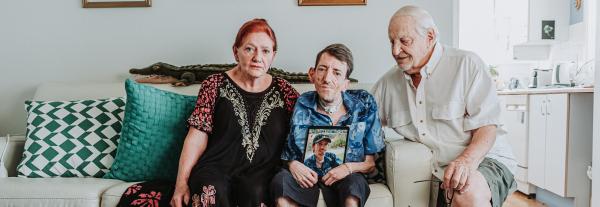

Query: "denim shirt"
left=281, top=90, right=385, bottom=164
left=304, top=152, right=341, bottom=177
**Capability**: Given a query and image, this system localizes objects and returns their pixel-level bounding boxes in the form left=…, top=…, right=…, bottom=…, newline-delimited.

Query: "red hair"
left=233, top=18, right=277, bottom=51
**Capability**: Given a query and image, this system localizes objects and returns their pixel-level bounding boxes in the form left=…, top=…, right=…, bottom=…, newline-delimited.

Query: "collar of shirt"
left=297, top=90, right=365, bottom=120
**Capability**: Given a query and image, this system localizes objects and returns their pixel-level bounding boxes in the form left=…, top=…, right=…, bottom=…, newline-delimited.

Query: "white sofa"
left=0, top=82, right=434, bottom=207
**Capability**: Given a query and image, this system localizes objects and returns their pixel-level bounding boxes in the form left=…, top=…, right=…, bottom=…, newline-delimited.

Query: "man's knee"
left=275, top=197, right=298, bottom=207
left=271, top=169, right=293, bottom=194
left=337, top=173, right=369, bottom=193
left=452, top=189, right=491, bottom=207
left=345, top=196, right=360, bottom=207
left=451, top=171, right=491, bottom=207
left=339, top=173, right=368, bottom=187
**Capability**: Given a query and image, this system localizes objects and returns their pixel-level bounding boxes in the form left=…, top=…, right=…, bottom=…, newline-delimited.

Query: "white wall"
left=529, top=0, right=570, bottom=42
left=0, top=0, right=455, bottom=135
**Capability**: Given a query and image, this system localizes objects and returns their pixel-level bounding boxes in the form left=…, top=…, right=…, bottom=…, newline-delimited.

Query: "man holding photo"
left=271, top=44, right=385, bottom=207
left=304, top=134, right=342, bottom=177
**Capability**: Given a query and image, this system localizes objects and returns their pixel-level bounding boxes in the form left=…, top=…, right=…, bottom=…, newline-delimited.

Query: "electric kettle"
left=552, top=62, right=575, bottom=86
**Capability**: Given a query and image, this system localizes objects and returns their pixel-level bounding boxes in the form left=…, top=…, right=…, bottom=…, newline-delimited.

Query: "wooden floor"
left=503, top=192, right=546, bottom=207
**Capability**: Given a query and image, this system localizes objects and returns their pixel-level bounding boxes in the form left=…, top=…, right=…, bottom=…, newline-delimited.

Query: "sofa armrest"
left=0, top=135, right=25, bottom=177
left=385, top=138, right=433, bottom=207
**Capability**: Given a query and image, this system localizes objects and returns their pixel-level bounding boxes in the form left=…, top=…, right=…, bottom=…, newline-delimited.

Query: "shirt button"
left=420, top=120, right=424, bottom=123
left=422, top=133, right=426, bottom=136
left=419, top=101, right=423, bottom=104
left=434, top=169, right=438, bottom=173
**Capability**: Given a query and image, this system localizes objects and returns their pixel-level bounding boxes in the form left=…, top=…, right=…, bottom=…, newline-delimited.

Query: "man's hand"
left=170, top=183, right=190, bottom=207
left=322, top=164, right=351, bottom=186
left=289, top=161, right=319, bottom=188
left=442, top=156, right=477, bottom=194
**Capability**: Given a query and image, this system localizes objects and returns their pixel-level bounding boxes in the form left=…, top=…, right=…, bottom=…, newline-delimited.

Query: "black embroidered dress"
left=118, top=73, right=298, bottom=207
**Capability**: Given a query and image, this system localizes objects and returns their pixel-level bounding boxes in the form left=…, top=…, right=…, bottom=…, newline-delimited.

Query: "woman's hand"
left=289, top=161, right=319, bottom=188
left=170, top=128, right=208, bottom=207
left=170, top=183, right=190, bottom=207
left=322, top=164, right=351, bottom=186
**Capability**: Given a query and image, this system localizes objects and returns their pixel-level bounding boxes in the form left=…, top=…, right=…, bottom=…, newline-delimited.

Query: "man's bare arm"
left=443, top=125, right=496, bottom=192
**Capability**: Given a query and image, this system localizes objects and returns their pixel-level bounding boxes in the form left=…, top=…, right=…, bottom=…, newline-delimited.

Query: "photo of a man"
left=304, top=134, right=342, bottom=177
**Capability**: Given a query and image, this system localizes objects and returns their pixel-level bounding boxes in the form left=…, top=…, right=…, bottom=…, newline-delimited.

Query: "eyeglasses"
left=414, top=179, right=455, bottom=207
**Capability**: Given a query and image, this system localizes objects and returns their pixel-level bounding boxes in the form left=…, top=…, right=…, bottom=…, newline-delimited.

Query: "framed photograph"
left=541, top=20, right=555, bottom=40
left=298, top=0, right=366, bottom=6
left=83, top=0, right=151, bottom=8
left=303, top=126, right=349, bottom=176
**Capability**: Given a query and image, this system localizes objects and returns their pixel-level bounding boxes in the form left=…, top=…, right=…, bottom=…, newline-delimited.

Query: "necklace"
left=318, top=97, right=342, bottom=114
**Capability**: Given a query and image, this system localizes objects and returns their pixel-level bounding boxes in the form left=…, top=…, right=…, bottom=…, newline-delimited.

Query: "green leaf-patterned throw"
left=17, top=98, right=125, bottom=178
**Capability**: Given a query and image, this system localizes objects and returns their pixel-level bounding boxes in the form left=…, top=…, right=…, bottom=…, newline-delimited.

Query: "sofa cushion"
left=103, top=79, right=197, bottom=182
left=0, top=177, right=123, bottom=207
left=17, top=98, right=125, bottom=178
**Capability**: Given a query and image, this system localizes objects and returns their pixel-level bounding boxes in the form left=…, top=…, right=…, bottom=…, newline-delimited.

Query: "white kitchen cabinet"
left=527, top=94, right=546, bottom=188
left=527, top=93, right=592, bottom=207
left=529, top=94, right=568, bottom=195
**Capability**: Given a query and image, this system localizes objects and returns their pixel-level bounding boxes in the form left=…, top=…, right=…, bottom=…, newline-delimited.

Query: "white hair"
left=391, top=5, right=439, bottom=42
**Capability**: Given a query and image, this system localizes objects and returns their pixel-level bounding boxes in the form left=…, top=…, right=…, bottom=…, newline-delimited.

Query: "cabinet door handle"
left=541, top=101, right=545, bottom=116
left=546, top=100, right=551, bottom=115
left=521, top=111, right=525, bottom=123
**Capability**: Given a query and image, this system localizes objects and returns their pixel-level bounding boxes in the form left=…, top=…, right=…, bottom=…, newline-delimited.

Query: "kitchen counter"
left=497, top=87, right=593, bottom=95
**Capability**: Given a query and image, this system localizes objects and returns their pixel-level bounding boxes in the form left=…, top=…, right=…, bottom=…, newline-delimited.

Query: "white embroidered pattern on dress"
left=219, top=79, right=284, bottom=162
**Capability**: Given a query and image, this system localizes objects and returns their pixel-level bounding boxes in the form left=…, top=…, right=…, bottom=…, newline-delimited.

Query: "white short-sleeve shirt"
left=371, top=44, right=516, bottom=179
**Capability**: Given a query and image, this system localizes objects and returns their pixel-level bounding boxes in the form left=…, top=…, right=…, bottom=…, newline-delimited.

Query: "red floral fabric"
left=124, top=184, right=142, bottom=196
left=117, top=180, right=174, bottom=207
left=130, top=191, right=162, bottom=207
left=274, top=78, right=299, bottom=114
left=187, top=74, right=225, bottom=134
left=191, top=185, right=217, bottom=207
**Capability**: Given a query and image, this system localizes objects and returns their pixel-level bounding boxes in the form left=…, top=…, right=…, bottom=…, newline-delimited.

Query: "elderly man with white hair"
left=371, top=5, right=517, bottom=207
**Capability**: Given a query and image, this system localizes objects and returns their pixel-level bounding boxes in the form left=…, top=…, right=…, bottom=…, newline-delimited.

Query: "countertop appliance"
left=529, top=68, right=552, bottom=88
left=553, top=62, right=575, bottom=86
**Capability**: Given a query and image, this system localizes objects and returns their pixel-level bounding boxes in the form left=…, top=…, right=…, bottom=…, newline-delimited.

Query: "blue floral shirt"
left=281, top=90, right=385, bottom=164
left=304, top=152, right=341, bottom=177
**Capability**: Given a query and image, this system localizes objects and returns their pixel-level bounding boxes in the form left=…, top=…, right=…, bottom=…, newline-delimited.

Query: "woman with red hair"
left=118, top=18, right=298, bottom=207
left=169, top=18, right=299, bottom=207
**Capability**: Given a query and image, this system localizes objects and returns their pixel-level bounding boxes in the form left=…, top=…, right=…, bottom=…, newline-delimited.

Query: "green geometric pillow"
left=103, top=79, right=197, bottom=182
left=18, top=98, right=125, bottom=178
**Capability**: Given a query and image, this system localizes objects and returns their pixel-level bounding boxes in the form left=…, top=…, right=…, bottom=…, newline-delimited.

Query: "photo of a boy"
left=304, top=134, right=342, bottom=177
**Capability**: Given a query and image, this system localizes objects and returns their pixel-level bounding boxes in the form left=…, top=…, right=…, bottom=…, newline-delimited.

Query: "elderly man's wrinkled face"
left=388, top=16, right=434, bottom=73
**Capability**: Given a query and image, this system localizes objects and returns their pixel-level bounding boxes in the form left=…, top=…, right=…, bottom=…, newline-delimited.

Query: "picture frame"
left=298, top=0, right=366, bottom=6
left=82, top=0, right=151, bottom=8
left=541, top=20, right=555, bottom=40
left=303, top=126, right=349, bottom=176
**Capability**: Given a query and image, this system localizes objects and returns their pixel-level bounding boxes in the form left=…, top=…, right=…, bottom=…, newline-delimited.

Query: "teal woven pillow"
left=103, top=79, right=197, bottom=182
